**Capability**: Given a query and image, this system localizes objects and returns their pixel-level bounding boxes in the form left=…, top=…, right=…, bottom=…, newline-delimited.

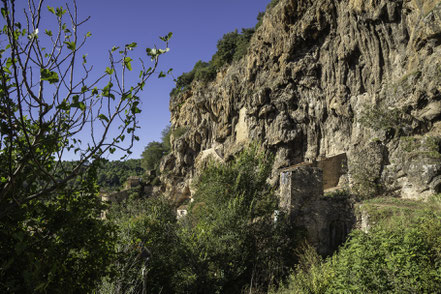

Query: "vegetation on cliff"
left=170, top=0, right=281, bottom=97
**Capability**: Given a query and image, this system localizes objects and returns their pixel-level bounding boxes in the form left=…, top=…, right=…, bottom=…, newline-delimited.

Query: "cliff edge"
left=160, top=0, right=441, bottom=205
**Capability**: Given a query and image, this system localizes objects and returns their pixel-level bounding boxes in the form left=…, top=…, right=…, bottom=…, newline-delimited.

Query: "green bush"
left=358, top=104, right=409, bottom=137
left=96, top=159, right=144, bottom=191
left=180, top=145, right=300, bottom=293
left=104, top=145, right=301, bottom=293
left=102, top=197, right=185, bottom=294
left=193, top=61, right=217, bottom=82
left=170, top=27, right=256, bottom=96
left=275, top=212, right=441, bottom=294
left=170, top=60, right=216, bottom=96
left=140, top=125, right=171, bottom=173
left=141, top=141, right=168, bottom=171
left=0, top=162, right=117, bottom=293
left=211, top=28, right=255, bottom=70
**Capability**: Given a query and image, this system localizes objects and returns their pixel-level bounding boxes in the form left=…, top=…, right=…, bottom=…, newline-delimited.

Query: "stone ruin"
left=279, top=153, right=354, bottom=255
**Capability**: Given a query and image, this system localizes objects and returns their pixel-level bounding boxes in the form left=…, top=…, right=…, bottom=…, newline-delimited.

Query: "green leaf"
left=40, top=68, right=59, bottom=84
left=105, top=67, right=114, bottom=75
left=103, top=82, right=114, bottom=98
left=86, top=32, right=92, bottom=37
left=45, top=29, right=53, bottom=37
left=91, top=87, right=98, bottom=95
left=64, top=41, right=76, bottom=51
left=81, top=85, right=88, bottom=93
left=56, top=7, right=66, bottom=17
left=124, top=57, right=133, bottom=71
left=6, top=58, right=13, bottom=69
left=131, top=102, right=141, bottom=114
left=57, top=100, right=69, bottom=110
left=98, top=114, right=109, bottom=123
left=125, top=42, right=137, bottom=50
left=47, top=6, right=55, bottom=14
left=82, top=54, right=87, bottom=64
left=72, top=101, right=86, bottom=111
left=1, top=8, right=7, bottom=18
left=160, top=32, right=173, bottom=42
left=158, top=71, right=166, bottom=78
left=146, top=48, right=157, bottom=57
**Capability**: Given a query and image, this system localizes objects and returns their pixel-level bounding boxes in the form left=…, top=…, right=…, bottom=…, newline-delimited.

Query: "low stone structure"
left=101, top=190, right=129, bottom=204
left=279, top=156, right=353, bottom=256
left=125, top=176, right=142, bottom=189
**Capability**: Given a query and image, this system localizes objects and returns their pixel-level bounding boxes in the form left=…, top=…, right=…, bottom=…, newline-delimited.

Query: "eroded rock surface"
left=160, top=0, right=441, bottom=204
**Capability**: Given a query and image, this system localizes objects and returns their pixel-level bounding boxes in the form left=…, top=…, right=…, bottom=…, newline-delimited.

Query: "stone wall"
left=280, top=165, right=354, bottom=255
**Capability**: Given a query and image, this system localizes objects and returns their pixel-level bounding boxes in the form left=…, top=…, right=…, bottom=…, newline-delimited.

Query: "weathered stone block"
left=280, top=166, right=323, bottom=213
left=317, top=153, right=347, bottom=190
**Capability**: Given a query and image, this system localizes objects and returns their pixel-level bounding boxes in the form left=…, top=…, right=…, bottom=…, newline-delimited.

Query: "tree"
left=107, top=145, right=300, bottom=293
left=0, top=0, right=170, bottom=292
left=102, top=197, right=186, bottom=294
left=160, top=124, right=171, bottom=151
left=141, top=141, right=168, bottom=171
left=181, top=145, right=299, bottom=293
left=211, top=30, right=240, bottom=69
left=140, top=125, right=171, bottom=172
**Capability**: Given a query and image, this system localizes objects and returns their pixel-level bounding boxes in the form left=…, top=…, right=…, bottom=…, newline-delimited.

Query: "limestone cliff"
left=160, top=0, right=441, bottom=204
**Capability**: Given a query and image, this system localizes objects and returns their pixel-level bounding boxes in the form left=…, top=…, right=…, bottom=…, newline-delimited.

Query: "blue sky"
left=16, top=0, right=271, bottom=159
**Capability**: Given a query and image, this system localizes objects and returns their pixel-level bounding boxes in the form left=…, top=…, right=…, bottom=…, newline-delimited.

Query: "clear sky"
left=12, top=0, right=270, bottom=160
left=71, top=0, right=271, bottom=159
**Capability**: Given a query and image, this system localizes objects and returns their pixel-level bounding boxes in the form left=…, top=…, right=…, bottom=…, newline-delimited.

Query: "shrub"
left=102, top=197, right=185, bottom=294
left=141, top=125, right=172, bottom=172
left=275, top=212, right=441, bottom=293
left=170, top=60, right=216, bottom=96
left=170, top=27, right=256, bottom=96
left=141, top=141, right=168, bottom=171
left=358, top=104, right=409, bottom=138
left=180, top=145, right=300, bottom=293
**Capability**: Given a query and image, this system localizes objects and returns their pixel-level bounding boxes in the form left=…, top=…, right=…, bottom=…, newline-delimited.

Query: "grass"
left=356, top=195, right=441, bottom=228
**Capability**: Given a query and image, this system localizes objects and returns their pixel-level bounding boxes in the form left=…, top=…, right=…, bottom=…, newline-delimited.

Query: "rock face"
left=160, top=0, right=441, bottom=204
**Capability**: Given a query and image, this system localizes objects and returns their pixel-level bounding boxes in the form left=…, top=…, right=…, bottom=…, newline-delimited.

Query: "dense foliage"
left=97, top=159, right=145, bottom=191
left=0, top=162, right=117, bottom=293
left=104, top=145, right=300, bottom=293
left=102, top=197, right=183, bottom=294
left=140, top=125, right=171, bottom=184
left=0, top=0, right=170, bottom=292
left=275, top=206, right=441, bottom=294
